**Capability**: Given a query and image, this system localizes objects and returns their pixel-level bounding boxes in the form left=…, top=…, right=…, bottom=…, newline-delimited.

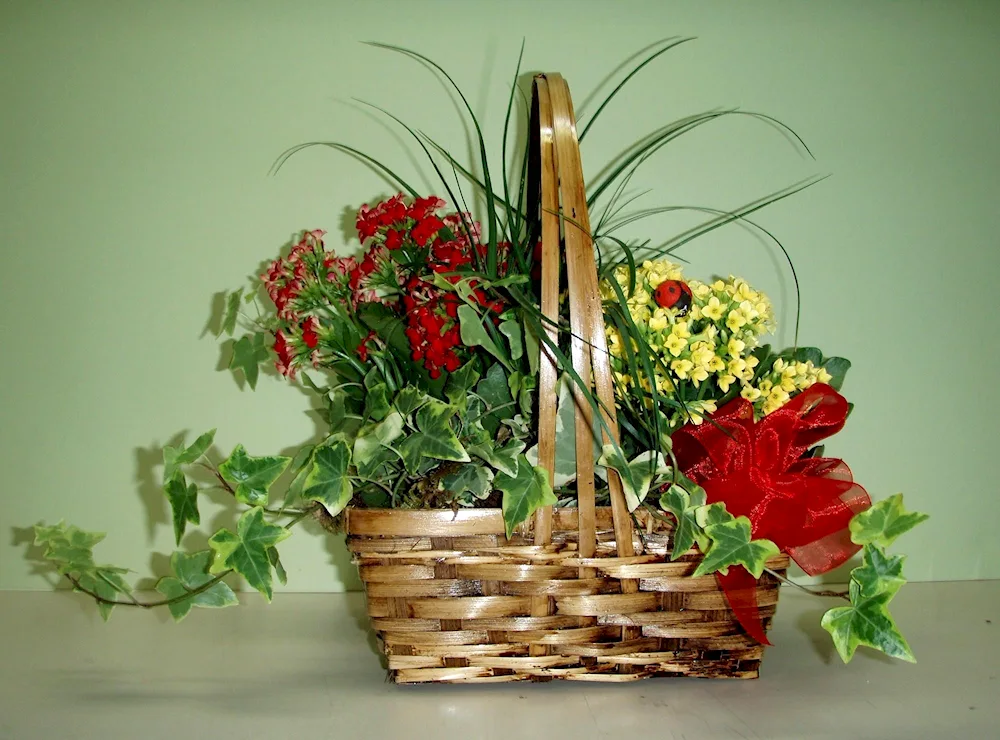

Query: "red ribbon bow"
left=672, top=383, right=871, bottom=644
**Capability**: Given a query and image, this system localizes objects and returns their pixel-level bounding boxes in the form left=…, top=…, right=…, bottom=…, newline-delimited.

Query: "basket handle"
left=529, top=74, right=635, bottom=561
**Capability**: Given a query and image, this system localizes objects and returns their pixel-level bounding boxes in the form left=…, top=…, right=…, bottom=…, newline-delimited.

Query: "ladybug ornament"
left=653, top=279, right=693, bottom=316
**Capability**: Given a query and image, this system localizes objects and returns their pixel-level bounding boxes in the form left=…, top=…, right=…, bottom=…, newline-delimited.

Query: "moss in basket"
left=27, top=39, right=927, bottom=665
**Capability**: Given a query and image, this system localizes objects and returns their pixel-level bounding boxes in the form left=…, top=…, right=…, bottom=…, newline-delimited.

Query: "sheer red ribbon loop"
left=672, top=383, right=871, bottom=644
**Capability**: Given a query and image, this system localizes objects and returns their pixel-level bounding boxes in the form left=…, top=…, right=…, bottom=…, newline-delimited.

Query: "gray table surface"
left=1, top=581, right=996, bottom=740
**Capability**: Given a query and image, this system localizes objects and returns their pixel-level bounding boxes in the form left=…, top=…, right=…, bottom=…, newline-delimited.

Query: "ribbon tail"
left=716, top=567, right=771, bottom=646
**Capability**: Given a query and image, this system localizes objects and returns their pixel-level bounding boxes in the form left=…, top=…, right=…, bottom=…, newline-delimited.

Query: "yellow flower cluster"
left=602, top=259, right=789, bottom=423
left=740, top=358, right=833, bottom=416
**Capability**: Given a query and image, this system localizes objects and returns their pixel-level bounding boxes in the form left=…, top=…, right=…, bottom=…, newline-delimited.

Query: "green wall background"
left=3, top=0, right=998, bottom=593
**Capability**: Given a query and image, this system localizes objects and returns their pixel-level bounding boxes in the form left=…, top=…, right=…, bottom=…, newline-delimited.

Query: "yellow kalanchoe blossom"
left=601, top=257, right=831, bottom=425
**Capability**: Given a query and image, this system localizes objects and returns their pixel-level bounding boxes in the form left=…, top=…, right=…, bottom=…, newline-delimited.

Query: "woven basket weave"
left=346, top=74, right=786, bottom=684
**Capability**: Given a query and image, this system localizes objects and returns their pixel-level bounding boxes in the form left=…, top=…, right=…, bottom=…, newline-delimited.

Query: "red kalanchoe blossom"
left=301, top=316, right=320, bottom=349
left=411, top=215, right=444, bottom=247
left=384, top=228, right=403, bottom=250
left=273, top=330, right=296, bottom=379
left=357, top=331, right=377, bottom=363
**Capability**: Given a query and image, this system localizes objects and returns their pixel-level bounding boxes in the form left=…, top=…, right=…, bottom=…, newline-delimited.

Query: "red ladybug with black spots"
left=653, top=280, right=692, bottom=316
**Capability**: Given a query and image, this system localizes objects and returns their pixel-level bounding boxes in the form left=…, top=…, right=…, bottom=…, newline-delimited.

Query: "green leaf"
left=821, top=545, right=915, bottom=663
left=444, top=361, right=480, bottom=410
left=76, top=569, right=130, bottom=621
left=34, top=522, right=105, bottom=575
left=393, top=386, right=430, bottom=417
left=154, top=550, right=238, bottom=622
left=441, top=464, right=494, bottom=500
left=659, top=483, right=709, bottom=559
left=352, top=411, right=404, bottom=478
left=163, top=471, right=200, bottom=545
left=597, top=446, right=670, bottom=511
left=475, top=363, right=514, bottom=436
left=495, top=456, right=557, bottom=538
left=523, top=314, right=540, bottom=376
left=220, top=287, right=244, bottom=337
left=468, top=438, right=525, bottom=478
left=499, top=319, right=523, bottom=361
left=695, top=502, right=736, bottom=528
left=301, top=439, right=353, bottom=516
left=268, top=547, right=288, bottom=586
left=692, top=516, right=779, bottom=579
left=283, top=444, right=316, bottom=509
left=458, top=305, right=508, bottom=367
left=397, top=400, right=470, bottom=473
left=208, top=508, right=290, bottom=601
left=229, top=332, right=270, bottom=390
left=162, top=429, right=216, bottom=481
left=849, top=494, right=929, bottom=548
left=363, top=382, right=391, bottom=422
left=218, top=444, right=291, bottom=507
left=822, top=356, right=851, bottom=391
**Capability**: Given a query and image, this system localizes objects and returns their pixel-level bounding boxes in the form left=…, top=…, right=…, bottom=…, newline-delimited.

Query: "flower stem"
left=764, top=567, right=849, bottom=601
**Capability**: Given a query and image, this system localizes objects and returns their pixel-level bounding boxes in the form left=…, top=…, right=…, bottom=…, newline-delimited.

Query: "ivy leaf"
left=475, top=363, right=514, bottom=435
left=229, top=332, right=270, bottom=390
left=692, top=516, right=780, bottom=579
left=849, top=493, right=928, bottom=549
left=363, top=382, right=391, bottom=422
left=695, top=502, right=736, bottom=528
left=458, top=305, right=509, bottom=367
left=659, top=483, right=708, bottom=559
left=468, top=438, right=525, bottom=478
left=218, top=444, right=291, bottom=507
left=444, top=362, right=480, bottom=411
left=393, top=386, right=430, bottom=417
left=154, top=550, right=238, bottom=622
left=397, top=400, right=470, bottom=473
left=353, top=411, right=403, bottom=478
left=163, top=471, right=200, bottom=545
left=33, top=523, right=131, bottom=621
left=162, top=429, right=216, bottom=482
left=302, top=439, right=353, bottom=516
left=220, top=287, right=244, bottom=337
left=208, top=508, right=290, bottom=601
left=441, top=464, right=494, bottom=500
left=495, top=455, right=557, bottom=538
left=282, top=444, right=316, bottom=509
left=821, top=545, right=915, bottom=663
left=499, top=319, right=523, bottom=361
left=268, top=547, right=288, bottom=586
left=597, top=446, right=670, bottom=511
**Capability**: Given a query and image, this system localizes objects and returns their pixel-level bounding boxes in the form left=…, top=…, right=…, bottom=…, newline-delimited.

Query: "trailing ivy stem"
left=764, top=567, right=850, bottom=601
left=64, top=571, right=234, bottom=609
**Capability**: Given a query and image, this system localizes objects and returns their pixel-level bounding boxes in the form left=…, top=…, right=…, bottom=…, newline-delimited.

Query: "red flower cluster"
left=351, top=194, right=507, bottom=379
left=260, top=194, right=512, bottom=381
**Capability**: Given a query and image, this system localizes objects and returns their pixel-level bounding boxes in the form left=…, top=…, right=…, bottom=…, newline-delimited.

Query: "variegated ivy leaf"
left=282, top=444, right=316, bottom=509
left=154, top=550, right=238, bottom=622
left=353, top=411, right=404, bottom=478
left=302, top=439, right=353, bottom=516
left=440, top=464, right=494, bottom=500
left=495, top=455, right=556, bottom=538
left=163, top=471, right=200, bottom=545
left=659, top=483, right=708, bottom=559
left=821, top=543, right=915, bottom=663
left=849, top=493, right=928, bottom=549
left=162, top=428, right=216, bottom=482
left=444, top=361, right=480, bottom=412
left=597, top=446, right=671, bottom=511
left=397, top=400, right=470, bottom=473
left=363, top=382, right=391, bottom=422
left=695, top=502, right=736, bottom=529
left=208, top=507, right=290, bottom=601
left=33, top=522, right=132, bottom=621
left=468, top=438, right=525, bottom=478
left=692, top=516, right=780, bottom=579
left=393, top=386, right=430, bottom=417
left=218, top=445, right=291, bottom=507
left=525, top=375, right=601, bottom=487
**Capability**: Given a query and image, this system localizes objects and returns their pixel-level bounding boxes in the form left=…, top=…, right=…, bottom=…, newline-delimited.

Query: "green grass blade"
left=578, top=37, right=696, bottom=143
left=269, top=142, right=420, bottom=197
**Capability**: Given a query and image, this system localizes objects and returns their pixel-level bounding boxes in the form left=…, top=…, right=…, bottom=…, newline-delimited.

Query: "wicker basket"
left=346, top=74, right=786, bottom=684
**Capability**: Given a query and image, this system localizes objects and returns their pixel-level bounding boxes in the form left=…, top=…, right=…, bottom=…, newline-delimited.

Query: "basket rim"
left=345, top=507, right=626, bottom=537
